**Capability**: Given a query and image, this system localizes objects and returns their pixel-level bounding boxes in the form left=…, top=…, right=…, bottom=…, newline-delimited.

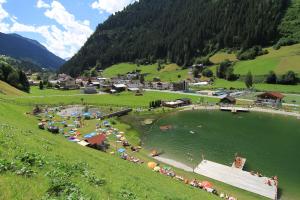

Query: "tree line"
left=0, top=61, right=30, bottom=92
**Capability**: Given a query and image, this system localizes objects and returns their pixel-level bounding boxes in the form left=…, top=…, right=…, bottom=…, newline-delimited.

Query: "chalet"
left=99, top=84, right=112, bottom=92
left=256, top=92, right=284, bottom=106
left=112, top=84, right=127, bottom=92
left=171, top=81, right=189, bottom=91
left=28, top=80, right=40, bottom=86
left=97, top=77, right=110, bottom=84
left=220, top=96, right=236, bottom=105
left=162, top=98, right=191, bottom=108
left=58, top=74, right=78, bottom=90
left=85, top=134, right=108, bottom=151
left=126, top=72, right=139, bottom=80
left=82, top=85, right=97, bottom=94
left=152, top=82, right=170, bottom=90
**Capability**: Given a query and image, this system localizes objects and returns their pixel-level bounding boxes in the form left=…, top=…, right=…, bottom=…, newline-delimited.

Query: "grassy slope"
left=0, top=91, right=265, bottom=200
left=234, top=44, right=300, bottom=75
left=103, top=63, right=189, bottom=82
left=209, top=44, right=300, bottom=76
left=209, top=52, right=237, bottom=64
left=0, top=102, right=219, bottom=200
left=0, top=80, right=25, bottom=96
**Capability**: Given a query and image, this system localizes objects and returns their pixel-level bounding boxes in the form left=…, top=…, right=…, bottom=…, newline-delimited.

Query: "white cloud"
left=91, top=0, right=138, bottom=14
left=36, top=0, right=50, bottom=8
left=0, top=0, right=8, bottom=21
left=0, top=0, right=93, bottom=59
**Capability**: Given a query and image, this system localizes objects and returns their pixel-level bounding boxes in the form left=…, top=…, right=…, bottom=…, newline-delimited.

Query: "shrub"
left=118, top=189, right=138, bottom=200
left=15, top=166, right=36, bottom=177
left=237, top=46, right=268, bottom=60
left=202, top=68, right=213, bottom=77
left=265, top=71, right=277, bottom=84
left=16, top=152, right=46, bottom=168
left=273, top=38, right=297, bottom=50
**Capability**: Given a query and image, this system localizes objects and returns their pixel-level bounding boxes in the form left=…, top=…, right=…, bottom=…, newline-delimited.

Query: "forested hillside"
left=0, top=55, right=43, bottom=73
left=61, top=0, right=291, bottom=76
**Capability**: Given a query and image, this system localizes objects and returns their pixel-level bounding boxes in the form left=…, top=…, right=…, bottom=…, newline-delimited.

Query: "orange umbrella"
left=201, top=181, right=213, bottom=189
left=147, top=162, right=157, bottom=169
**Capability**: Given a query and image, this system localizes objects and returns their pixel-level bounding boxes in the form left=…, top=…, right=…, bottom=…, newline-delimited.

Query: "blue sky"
left=0, top=0, right=137, bottom=59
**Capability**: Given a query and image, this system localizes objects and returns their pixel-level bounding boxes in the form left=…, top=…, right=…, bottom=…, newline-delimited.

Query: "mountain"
left=0, top=32, right=65, bottom=69
left=61, top=0, right=299, bottom=76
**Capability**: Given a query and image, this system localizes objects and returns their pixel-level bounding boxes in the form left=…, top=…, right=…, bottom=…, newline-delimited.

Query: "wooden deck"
left=220, top=107, right=250, bottom=112
left=194, top=160, right=277, bottom=200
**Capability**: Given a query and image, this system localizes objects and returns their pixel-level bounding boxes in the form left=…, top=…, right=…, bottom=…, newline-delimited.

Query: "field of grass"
left=29, top=86, right=80, bottom=96
left=103, top=63, right=190, bottom=82
left=210, top=52, right=237, bottom=64
left=3, top=91, right=219, bottom=108
left=0, top=92, right=265, bottom=200
left=0, top=80, right=25, bottom=96
left=234, top=44, right=300, bottom=75
left=193, top=79, right=300, bottom=93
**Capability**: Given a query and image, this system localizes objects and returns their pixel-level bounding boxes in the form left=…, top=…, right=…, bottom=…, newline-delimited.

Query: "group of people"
left=120, top=153, right=144, bottom=164
left=150, top=164, right=238, bottom=200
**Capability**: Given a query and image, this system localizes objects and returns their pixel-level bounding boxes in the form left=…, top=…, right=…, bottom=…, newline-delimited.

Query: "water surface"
left=142, top=110, right=300, bottom=199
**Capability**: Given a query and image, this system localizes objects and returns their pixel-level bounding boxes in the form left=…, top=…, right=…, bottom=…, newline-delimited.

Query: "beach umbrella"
left=201, top=181, right=213, bottom=189
left=153, top=166, right=161, bottom=172
left=84, top=134, right=92, bottom=138
left=147, top=162, right=157, bottom=169
left=118, top=148, right=126, bottom=153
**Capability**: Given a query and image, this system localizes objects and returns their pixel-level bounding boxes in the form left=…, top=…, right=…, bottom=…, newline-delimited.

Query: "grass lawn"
left=103, top=63, right=190, bottom=82
left=29, top=86, right=80, bottom=96
left=234, top=44, right=300, bottom=75
left=194, top=79, right=300, bottom=93
left=3, top=91, right=219, bottom=108
left=210, top=52, right=238, bottom=64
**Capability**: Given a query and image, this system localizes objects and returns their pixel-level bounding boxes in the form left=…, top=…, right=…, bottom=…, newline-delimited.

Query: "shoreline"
left=152, top=155, right=194, bottom=172
left=181, top=105, right=300, bottom=118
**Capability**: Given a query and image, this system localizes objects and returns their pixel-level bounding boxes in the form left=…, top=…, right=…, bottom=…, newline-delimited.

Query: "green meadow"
left=103, top=63, right=190, bottom=82
left=194, top=79, right=300, bottom=94
left=209, top=44, right=300, bottom=76
left=234, top=44, right=300, bottom=75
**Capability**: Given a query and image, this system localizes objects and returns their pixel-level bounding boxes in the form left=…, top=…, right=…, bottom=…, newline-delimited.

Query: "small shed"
left=220, top=96, right=236, bottom=105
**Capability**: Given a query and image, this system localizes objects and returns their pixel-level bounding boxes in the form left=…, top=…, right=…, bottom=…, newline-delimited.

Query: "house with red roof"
left=256, top=92, right=284, bottom=107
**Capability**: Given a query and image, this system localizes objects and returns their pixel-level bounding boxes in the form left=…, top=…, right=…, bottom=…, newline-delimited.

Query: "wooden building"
left=256, top=92, right=284, bottom=106
left=220, top=96, right=236, bottom=105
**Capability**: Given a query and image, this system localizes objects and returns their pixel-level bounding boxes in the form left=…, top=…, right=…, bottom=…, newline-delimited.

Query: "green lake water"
left=141, top=111, right=300, bottom=199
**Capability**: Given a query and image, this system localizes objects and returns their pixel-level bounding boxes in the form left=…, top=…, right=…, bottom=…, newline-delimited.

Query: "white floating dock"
left=194, top=160, right=277, bottom=200
left=220, top=107, right=250, bottom=112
